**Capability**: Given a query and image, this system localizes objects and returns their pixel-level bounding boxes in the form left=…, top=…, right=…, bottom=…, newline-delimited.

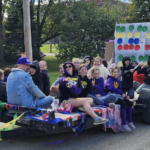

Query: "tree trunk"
left=50, top=39, right=52, bottom=53
left=0, top=0, right=4, bottom=65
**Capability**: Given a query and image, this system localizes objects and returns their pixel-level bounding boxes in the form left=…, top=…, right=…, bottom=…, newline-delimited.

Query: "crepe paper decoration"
left=118, top=55, right=123, bottom=61
left=129, top=44, right=134, bottom=50
left=109, top=40, right=115, bottom=42
left=137, top=25, right=142, bottom=32
left=120, top=26, right=126, bottom=32
left=130, top=56, right=136, bottom=61
left=139, top=56, right=144, bottom=61
left=118, top=45, right=122, bottom=51
left=146, top=33, right=150, bottom=39
left=117, top=38, right=122, bottom=44
left=118, top=61, right=123, bottom=67
left=134, top=38, right=139, bottom=44
left=134, top=32, right=140, bottom=38
left=128, top=38, right=134, bottom=44
left=129, top=25, right=134, bottom=31
left=135, top=45, right=140, bottom=51
left=124, top=44, right=128, bottom=50
left=142, top=26, right=148, bottom=32
left=115, top=33, right=121, bottom=38
left=127, top=32, right=133, bottom=38
left=145, top=45, right=150, bottom=50
left=116, top=26, right=120, bottom=32
left=120, top=32, right=126, bottom=38
left=144, top=55, right=149, bottom=61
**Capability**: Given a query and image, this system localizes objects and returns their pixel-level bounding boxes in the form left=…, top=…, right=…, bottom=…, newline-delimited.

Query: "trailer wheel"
left=138, top=88, right=150, bottom=124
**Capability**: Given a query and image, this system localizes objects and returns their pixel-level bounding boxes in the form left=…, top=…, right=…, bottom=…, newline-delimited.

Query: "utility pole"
left=23, top=0, right=33, bottom=62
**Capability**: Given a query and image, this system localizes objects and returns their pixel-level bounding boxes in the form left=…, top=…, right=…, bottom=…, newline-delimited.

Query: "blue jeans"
left=36, top=96, right=53, bottom=108
left=122, top=88, right=134, bottom=99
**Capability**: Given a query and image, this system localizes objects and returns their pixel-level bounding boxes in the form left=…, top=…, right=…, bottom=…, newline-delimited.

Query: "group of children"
left=0, top=55, right=150, bottom=131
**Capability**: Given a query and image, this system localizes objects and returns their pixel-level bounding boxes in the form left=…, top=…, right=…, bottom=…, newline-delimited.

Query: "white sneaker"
left=93, top=117, right=108, bottom=125
left=122, top=125, right=131, bottom=132
left=128, top=122, right=136, bottom=129
left=108, top=103, right=115, bottom=108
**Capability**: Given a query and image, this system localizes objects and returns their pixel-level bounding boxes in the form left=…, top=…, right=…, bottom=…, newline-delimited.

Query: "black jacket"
left=120, top=56, right=134, bottom=89
left=137, top=66, right=150, bottom=85
left=41, top=70, right=50, bottom=96
left=78, top=75, right=92, bottom=97
left=0, top=80, right=7, bottom=102
left=30, top=61, right=44, bottom=93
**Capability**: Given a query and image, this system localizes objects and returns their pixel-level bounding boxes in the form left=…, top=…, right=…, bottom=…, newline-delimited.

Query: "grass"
left=43, top=55, right=67, bottom=85
left=40, top=44, right=59, bottom=54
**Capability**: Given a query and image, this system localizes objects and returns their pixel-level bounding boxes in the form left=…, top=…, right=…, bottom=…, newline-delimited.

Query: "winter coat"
left=7, top=68, right=46, bottom=108
left=0, top=80, right=7, bottom=102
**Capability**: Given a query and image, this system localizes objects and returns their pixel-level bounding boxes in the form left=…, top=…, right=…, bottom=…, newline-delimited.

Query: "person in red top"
left=131, top=61, right=145, bottom=90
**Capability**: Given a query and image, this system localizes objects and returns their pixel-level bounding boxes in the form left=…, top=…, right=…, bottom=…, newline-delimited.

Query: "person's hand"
left=68, top=82, right=73, bottom=88
left=122, top=94, right=126, bottom=98
left=96, top=94, right=101, bottom=98
left=130, top=69, right=134, bottom=73
left=138, top=62, right=144, bottom=67
left=126, top=96, right=130, bottom=100
left=92, top=79, right=95, bottom=86
left=63, top=78, right=70, bottom=82
left=21, top=52, right=27, bottom=57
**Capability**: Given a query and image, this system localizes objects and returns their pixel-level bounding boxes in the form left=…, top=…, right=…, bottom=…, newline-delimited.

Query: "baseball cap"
left=17, top=57, right=32, bottom=65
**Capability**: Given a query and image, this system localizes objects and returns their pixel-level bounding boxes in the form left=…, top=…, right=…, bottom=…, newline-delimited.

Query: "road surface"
left=0, top=113, right=150, bottom=150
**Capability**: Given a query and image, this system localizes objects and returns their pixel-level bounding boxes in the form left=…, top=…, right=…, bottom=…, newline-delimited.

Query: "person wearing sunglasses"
left=58, top=61, right=108, bottom=125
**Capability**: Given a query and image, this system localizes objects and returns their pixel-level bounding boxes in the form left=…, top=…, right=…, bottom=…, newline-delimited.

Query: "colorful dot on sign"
left=116, top=26, right=120, bottom=32
left=142, top=26, right=148, bottom=32
left=115, top=33, right=121, bottom=39
left=129, top=25, right=134, bottom=31
left=130, top=56, right=136, bottom=61
left=128, top=38, right=134, bottom=44
left=129, top=44, right=134, bottom=50
left=144, top=55, right=149, bottom=61
left=146, top=33, right=150, bottom=39
left=117, top=38, right=122, bottom=44
left=145, top=45, right=150, bottom=50
left=120, top=32, right=126, bottom=38
left=118, top=61, right=123, bottom=67
left=134, top=32, right=140, bottom=38
left=139, top=56, right=144, bottom=61
left=135, top=45, right=140, bottom=51
left=118, top=55, right=123, bottom=61
left=137, top=25, right=142, bottom=32
left=127, top=32, right=133, bottom=38
left=118, top=45, right=122, bottom=51
left=120, top=26, right=126, bottom=32
left=134, top=38, right=139, bottom=44
left=124, top=44, right=128, bottom=50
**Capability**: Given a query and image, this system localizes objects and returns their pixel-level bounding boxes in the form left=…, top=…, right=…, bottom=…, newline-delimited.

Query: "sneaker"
left=122, top=125, right=131, bottom=132
left=93, top=117, right=108, bottom=125
left=128, top=122, right=136, bottom=129
left=108, top=103, right=115, bottom=108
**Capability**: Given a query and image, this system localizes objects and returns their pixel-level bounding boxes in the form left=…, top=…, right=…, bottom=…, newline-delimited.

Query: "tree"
left=0, top=0, right=3, bottom=66
left=128, top=0, right=150, bottom=22
left=56, top=1, right=124, bottom=61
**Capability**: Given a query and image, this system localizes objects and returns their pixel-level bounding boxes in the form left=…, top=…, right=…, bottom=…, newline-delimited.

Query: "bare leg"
left=68, top=98, right=97, bottom=118
left=50, top=86, right=59, bottom=94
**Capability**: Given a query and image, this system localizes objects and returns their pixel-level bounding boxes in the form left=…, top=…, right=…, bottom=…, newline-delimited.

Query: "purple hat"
left=17, top=57, right=32, bottom=65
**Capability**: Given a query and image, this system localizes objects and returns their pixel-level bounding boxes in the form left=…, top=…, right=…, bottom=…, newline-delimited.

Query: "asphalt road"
left=0, top=113, right=150, bottom=150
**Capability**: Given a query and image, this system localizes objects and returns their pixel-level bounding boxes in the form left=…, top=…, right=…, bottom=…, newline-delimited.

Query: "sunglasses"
left=73, top=62, right=80, bottom=64
left=65, top=65, right=72, bottom=69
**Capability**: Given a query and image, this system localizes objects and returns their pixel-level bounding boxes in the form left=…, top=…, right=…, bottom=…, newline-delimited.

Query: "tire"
left=138, top=88, right=150, bottom=124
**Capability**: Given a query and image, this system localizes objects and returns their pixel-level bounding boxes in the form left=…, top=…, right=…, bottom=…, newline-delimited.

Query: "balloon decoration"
left=115, top=23, right=150, bottom=66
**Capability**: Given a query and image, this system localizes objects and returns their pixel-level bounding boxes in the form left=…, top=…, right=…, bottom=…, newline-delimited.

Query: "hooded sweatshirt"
left=91, top=77, right=106, bottom=96
left=78, top=75, right=92, bottom=97
left=59, top=61, right=82, bottom=102
left=30, top=60, right=44, bottom=92
left=120, top=56, right=134, bottom=89
left=105, top=75, right=123, bottom=95
left=137, top=56, right=150, bottom=85
left=84, top=56, right=92, bottom=70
